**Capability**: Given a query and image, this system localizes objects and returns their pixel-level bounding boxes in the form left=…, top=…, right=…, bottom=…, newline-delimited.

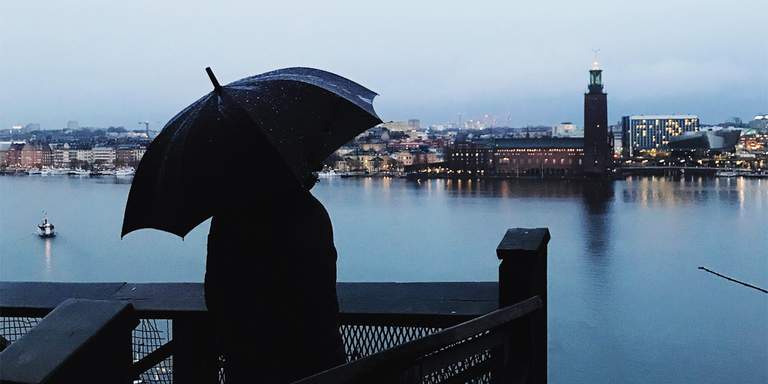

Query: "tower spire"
left=591, top=49, right=601, bottom=70
left=588, top=50, right=603, bottom=92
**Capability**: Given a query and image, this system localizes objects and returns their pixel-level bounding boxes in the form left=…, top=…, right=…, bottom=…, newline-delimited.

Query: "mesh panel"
left=132, top=319, right=173, bottom=384
left=340, top=324, right=443, bottom=362
left=0, top=316, right=40, bottom=344
left=420, top=331, right=495, bottom=384
left=1, top=316, right=491, bottom=383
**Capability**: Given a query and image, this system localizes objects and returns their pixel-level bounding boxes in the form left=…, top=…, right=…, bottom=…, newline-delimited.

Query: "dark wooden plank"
left=0, top=282, right=498, bottom=319
left=0, top=282, right=125, bottom=317
left=496, top=228, right=550, bottom=259
left=0, top=299, right=136, bottom=384
left=111, top=283, right=207, bottom=318
left=337, top=282, right=498, bottom=317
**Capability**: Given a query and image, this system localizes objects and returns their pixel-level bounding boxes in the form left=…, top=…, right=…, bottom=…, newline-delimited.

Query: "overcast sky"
left=1, top=0, right=766, bottom=130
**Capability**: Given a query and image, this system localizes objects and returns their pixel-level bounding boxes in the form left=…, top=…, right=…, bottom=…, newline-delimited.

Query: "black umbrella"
left=122, top=67, right=382, bottom=238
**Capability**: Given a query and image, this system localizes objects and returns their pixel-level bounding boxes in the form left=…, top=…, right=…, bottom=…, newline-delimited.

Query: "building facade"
left=583, top=60, right=611, bottom=175
left=668, top=129, right=741, bottom=155
left=621, top=115, right=700, bottom=157
left=490, top=138, right=584, bottom=177
left=92, top=146, right=116, bottom=165
left=445, top=141, right=491, bottom=174
left=53, top=143, right=71, bottom=168
left=446, top=138, right=584, bottom=177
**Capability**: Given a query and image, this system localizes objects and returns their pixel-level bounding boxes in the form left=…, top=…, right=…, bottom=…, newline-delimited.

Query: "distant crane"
left=139, top=121, right=149, bottom=138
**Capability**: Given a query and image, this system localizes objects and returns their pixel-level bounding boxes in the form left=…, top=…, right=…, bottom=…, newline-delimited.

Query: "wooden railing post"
left=495, top=228, right=549, bottom=384
left=0, top=299, right=137, bottom=384
left=173, top=313, right=219, bottom=383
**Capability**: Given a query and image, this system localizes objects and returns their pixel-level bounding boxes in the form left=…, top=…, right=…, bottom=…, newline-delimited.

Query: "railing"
left=0, top=228, right=549, bottom=383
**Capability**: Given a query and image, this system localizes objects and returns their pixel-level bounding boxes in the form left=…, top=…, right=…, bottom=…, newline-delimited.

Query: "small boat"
left=715, top=170, right=737, bottom=178
left=317, top=169, right=340, bottom=178
left=27, top=168, right=42, bottom=175
left=68, top=169, right=91, bottom=176
left=115, top=168, right=135, bottom=177
left=95, top=169, right=116, bottom=176
left=50, top=168, right=70, bottom=175
left=37, top=216, right=56, bottom=238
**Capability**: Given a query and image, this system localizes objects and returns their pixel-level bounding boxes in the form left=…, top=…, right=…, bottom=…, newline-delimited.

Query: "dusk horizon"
left=2, top=0, right=766, bottom=130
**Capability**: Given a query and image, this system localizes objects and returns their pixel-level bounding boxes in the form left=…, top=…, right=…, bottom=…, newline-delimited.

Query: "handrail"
left=293, top=295, right=542, bottom=384
left=0, top=281, right=498, bottom=320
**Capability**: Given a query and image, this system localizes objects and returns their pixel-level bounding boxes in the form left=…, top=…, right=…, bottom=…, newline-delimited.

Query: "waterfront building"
left=668, top=129, right=741, bottom=155
left=92, top=146, right=116, bottom=165
left=445, top=141, right=491, bottom=174
left=0, top=142, right=12, bottom=166
left=6, top=143, right=54, bottom=168
left=393, top=151, right=414, bottom=166
left=490, top=138, right=584, bottom=177
left=583, top=59, right=610, bottom=175
left=4, top=143, right=25, bottom=167
left=116, top=144, right=146, bottom=167
left=69, top=144, right=94, bottom=165
left=446, top=138, right=584, bottom=177
left=53, top=143, right=72, bottom=168
left=621, top=115, right=700, bottom=157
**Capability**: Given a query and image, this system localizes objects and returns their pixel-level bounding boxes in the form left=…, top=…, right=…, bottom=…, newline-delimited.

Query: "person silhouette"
left=204, top=171, right=345, bottom=383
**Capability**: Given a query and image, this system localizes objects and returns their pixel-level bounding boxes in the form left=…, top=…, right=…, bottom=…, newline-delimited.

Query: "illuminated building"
left=621, top=115, right=700, bottom=157
left=446, top=138, right=584, bottom=177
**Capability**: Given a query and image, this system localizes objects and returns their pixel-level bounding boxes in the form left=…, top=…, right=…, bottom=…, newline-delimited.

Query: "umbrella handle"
left=205, top=67, right=222, bottom=92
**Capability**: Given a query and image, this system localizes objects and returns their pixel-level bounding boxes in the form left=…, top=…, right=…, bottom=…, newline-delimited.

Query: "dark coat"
left=204, top=189, right=345, bottom=383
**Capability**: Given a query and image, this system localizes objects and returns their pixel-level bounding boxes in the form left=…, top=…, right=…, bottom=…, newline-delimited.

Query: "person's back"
left=205, top=189, right=345, bottom=383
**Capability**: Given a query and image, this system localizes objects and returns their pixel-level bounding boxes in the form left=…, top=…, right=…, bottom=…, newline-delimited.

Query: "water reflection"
left=44, top=237, right=53, bottom=277
left=620, top=175, right=750, bottom=208
left=581, top=181, right=614, bottom=258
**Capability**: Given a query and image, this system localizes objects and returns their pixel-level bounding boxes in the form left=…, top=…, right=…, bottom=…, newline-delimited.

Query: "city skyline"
left=1, top=0, right=766, bottom=130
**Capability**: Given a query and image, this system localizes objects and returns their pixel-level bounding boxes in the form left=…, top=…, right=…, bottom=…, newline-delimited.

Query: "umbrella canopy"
left=122, top=67, right=382, bottom=238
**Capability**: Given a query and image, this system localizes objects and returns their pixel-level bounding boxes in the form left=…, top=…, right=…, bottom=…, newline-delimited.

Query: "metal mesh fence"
left=1, top=316, right=487, bottom=383
left=0, top=316, right=39, bottom=345
left=339, top=322, right=494, bottom=383
left=132, top=319, right=173, bottom=384
left=340, top=323, right=443, bottom=362
left=420, top=331, right=494, bottom=384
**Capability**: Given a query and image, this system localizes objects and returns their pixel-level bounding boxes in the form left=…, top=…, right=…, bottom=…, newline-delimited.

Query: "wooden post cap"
left=496, top=228, right=551, bottom=259
left=0, top=299, right=136, bottom=384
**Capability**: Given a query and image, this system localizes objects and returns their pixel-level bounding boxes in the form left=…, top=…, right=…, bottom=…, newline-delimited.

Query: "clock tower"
left=583, top=57, right=610, bottom=175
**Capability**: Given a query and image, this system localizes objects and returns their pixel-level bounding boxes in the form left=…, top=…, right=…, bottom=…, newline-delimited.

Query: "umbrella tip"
left=205, top=67, right=222, bottom=92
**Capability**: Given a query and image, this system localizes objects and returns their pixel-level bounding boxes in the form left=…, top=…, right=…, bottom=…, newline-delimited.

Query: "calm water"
left=1, top=175, right=766, bottom=383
